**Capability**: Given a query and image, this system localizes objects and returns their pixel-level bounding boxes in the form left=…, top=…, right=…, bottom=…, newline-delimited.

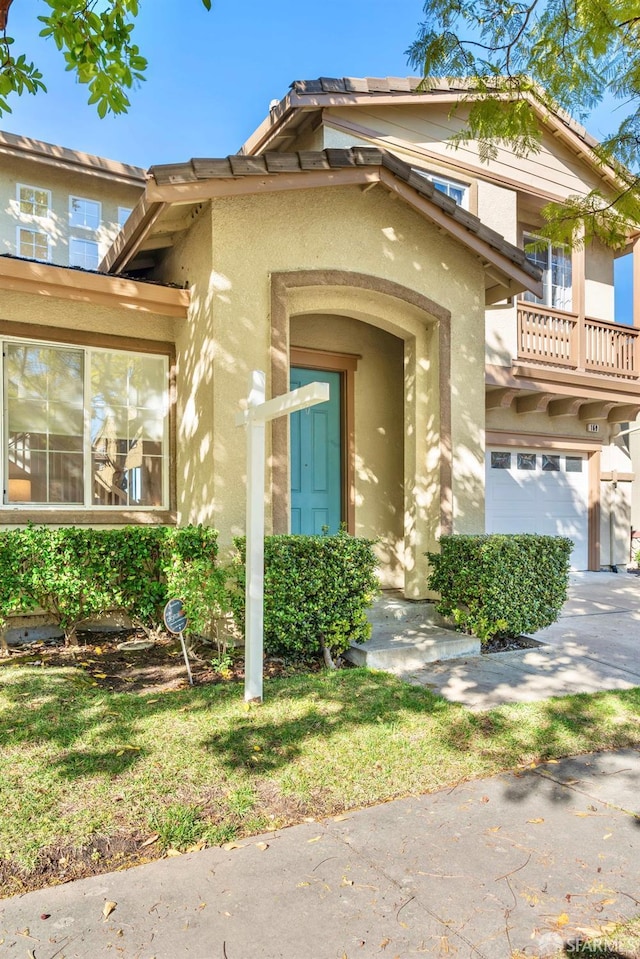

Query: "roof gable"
left=102, top=146, right=541, bottom=305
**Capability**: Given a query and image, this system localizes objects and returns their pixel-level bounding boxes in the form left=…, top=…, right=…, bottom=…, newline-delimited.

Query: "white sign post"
left=236, top=370, right=329, bottom=703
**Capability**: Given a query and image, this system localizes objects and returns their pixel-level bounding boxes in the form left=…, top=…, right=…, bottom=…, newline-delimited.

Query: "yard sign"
left=236, top=370, right=329, bottom=703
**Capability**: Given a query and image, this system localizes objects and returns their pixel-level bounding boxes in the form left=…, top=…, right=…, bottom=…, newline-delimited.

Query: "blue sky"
left=1, top=0, right=633, bottom=321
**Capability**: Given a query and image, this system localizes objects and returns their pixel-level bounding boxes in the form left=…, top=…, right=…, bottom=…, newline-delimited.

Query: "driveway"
left=400, top=572, right=640, bottom=710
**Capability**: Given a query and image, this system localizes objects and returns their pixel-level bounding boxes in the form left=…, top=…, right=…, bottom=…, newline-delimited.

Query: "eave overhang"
left=101, top=147, right=542, bottom=305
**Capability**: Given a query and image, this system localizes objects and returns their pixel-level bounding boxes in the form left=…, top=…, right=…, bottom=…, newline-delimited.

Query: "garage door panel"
left=486, top=448, right=588, bottom=570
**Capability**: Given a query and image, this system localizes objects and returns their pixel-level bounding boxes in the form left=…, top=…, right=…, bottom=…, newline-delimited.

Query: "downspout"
left=609, top=470, right=618, bottom=573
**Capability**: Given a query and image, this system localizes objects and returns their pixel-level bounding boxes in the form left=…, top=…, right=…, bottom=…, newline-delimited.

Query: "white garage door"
left=486, top=448, right=589, bottom=570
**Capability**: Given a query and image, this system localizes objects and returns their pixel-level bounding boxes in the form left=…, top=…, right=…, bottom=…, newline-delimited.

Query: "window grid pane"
left=69, top=238, right=99, bottom=270
left=4, top=342, right=168, bottom=510
left=70, top=197, right=101, bottom=230
left=19, top=186, right=50, bottom=218
left=18, top=228, right=49, bottom=261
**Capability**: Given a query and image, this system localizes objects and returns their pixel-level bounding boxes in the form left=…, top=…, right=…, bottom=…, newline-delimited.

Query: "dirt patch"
left=0, top=630, right=323, bottom=694
left=482, top=634, right=545, bottom=654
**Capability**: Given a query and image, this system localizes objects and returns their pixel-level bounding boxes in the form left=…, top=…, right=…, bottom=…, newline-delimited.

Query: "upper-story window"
left=69, top=196, right=101, bottom=230
left=5, top=339, right=169, bottom=509
left=413, top=169, right=469, bottom=208
left=522, top=231, right=572, bottom=311
left=17, top=227, right=50, bottom=262
left=69, top=237, right=99, bottom=271
left=18, top=184, right=51, bottom=219
left=118, top=207, right=133, bottom=228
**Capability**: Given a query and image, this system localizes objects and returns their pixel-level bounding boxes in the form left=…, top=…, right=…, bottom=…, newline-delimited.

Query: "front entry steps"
left=345, top=590, right=480, bottom=673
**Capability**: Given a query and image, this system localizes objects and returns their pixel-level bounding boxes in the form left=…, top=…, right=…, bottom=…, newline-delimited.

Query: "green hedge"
left=0, top=525, right=222, bottom=643
left=230, top=532, right=379, bottom=659
left=427, top=533, right=572, bottom=641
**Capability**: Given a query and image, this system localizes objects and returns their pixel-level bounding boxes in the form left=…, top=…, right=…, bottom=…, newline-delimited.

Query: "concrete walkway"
left=1, top=749, right=639, bottom=958
left=400, top=572, right=640, bottom=710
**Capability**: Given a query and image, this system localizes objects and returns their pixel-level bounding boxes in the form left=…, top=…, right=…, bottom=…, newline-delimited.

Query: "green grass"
left=2, top=662, right=640, bottom=895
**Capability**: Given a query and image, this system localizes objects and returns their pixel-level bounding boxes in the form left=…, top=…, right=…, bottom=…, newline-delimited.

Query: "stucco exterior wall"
left=479, top=181, right=520, bottom=367
left=156, top=182, right=487, bottom=588
left=0, top=288, right=174, bottom=341
left=290, top=312, right=404, bottom=586
left=0, top=155, right=142, bottom=266
left=585, top=240, right=615, bottom=321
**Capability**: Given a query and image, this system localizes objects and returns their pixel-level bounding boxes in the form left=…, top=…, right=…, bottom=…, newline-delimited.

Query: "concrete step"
left=345, top=591, right=480, bottom=672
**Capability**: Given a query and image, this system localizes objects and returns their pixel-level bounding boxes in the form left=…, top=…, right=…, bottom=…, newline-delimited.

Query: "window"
left=566, top=457, right=583, bottom=473
left=542, top=454, right=560, bottom=471
left=18, top=227, right=50, bottom=262
left=412, top=169, right=468, bottom=207
left=5, top=340, right=168, bottom=509
left=18, top=184, right=50, bottom=219
left=118, top=207, right=133, bottom=228
left=491, top=451, right=511, bottom=469
left=522, top=232, right=572, bottom=310
left=517, top=453, right=537, bottom=470
left=69, top=196, right=101, bottom=230
left=69, top=237, right=99, bottom=270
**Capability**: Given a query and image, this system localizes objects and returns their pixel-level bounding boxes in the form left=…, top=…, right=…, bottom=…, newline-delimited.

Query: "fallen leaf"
left=303, top=816, right=316, bottom=823
left=333, top=814, right=351, bottom=822
left=307, top=836, right=322, bottom=843
left=253, top=745, right=261, bottom=752
left=94, top=646, right=103, bottom=654
left=555, top=913, right=570, bottom=928
left=146, top=699, right=160, bottom=704
left=341, top=877, right=354, bottom=886
left=573, top=811, right=593, bottom=818
left=222, top=841, right=244, bottom=851
left=380, top=938, right=391, bottom=950
left=546, top=759, right=559, bottom=764
left=488, top=826, right=501, bottom=833
left=527, top=818, right=544, bottom=824
left=166, top=849, right=182, bottom=857
left=103, top=900, right=117, bottom=920
left=140, top=834, right=159, bottom=848
left=255, top=842, right=269, bottom=851
left=92, top=672, right=107, bottom=679
left=603, top=833, right=612, bottom=840
left=188, top=840, right=207, bottom=852
left=297, top=881, right=310, bottom=887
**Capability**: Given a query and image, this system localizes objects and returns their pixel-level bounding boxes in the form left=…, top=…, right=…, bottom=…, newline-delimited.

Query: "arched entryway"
left=270, top=270, right=452, bottom=598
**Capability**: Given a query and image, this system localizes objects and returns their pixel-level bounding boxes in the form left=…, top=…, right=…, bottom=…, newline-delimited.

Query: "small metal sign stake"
left=236, top=370, right=329, bottom=704
left=163, top=599, right=193, bottom=686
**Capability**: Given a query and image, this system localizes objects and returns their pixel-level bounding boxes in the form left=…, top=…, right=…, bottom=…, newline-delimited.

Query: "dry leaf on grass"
left=140, top=834, right=159, bottom=848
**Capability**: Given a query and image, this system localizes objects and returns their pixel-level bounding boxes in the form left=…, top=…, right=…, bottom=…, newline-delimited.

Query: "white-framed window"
left=117, top=207, right=133, bottom=228
left=69, top=196, right=101, bottom=230
left=4, top=339, right=169, bottom=509
left=17, top=184, right=51, bottom=219
left=522, top=231, right=573, bottom=311
left=69, top=237, right=100, bottom=271
left=17, top=227, right=50, bottom=262
left=413, top=169, right=469, bottom=207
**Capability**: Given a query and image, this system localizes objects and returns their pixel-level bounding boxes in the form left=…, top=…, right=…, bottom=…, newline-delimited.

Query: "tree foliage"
left=408, top=0, right=640, bottom=247
left=0, top=0, right=211, bottom=118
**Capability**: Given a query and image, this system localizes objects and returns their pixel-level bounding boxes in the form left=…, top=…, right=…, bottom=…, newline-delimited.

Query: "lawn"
left=2, top=660, right=640, bottom=897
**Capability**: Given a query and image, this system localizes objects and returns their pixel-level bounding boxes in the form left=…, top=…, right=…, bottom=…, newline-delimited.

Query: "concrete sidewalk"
left=401, top=572, right=640, bottom=710
left=1, top=749, right=639, bottom=958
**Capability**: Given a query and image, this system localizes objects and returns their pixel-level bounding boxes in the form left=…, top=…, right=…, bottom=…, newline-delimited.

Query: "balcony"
left=517, top=302, right=640, bottom=380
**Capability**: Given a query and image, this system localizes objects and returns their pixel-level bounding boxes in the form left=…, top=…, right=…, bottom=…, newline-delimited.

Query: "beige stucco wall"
left=157, top=182, right=486, bottom=593
left=0, top=288, right=174, bottom=342
left=585, top=240, right=615, bottom=321
left=0, top=155, right=142, bottom=267
left=290, top=312, right=404, bottom=586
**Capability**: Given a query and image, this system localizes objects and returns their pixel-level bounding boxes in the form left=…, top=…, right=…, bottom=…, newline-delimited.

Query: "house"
left=0, top=77, right=637, bottom=600
left=0, top=129, right=145, bottom=268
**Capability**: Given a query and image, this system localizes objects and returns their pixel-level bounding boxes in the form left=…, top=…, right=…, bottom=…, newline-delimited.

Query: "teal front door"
left=290, top=367, right=342, bottom=534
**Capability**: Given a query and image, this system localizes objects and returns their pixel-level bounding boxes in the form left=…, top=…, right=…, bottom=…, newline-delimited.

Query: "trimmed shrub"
left=0, top=524, right=222, bottom=644
left=162, top=526, right=227, bottom=643
left=230, top=532, right=379, bottom=660
left=427, top=533, right=572, bottom=641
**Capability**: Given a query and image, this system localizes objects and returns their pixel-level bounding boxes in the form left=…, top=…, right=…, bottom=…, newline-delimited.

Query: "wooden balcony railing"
left=517, top=302, right=640, bottom=379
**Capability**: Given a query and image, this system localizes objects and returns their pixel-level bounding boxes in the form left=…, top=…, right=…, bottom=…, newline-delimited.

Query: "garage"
left=485, top=448, right=589, bottom=570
